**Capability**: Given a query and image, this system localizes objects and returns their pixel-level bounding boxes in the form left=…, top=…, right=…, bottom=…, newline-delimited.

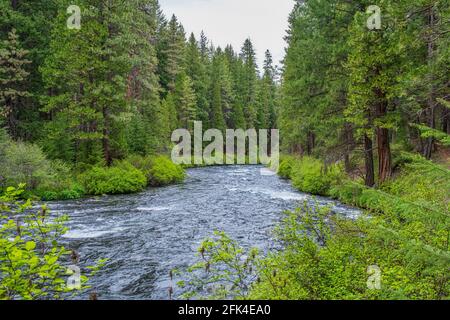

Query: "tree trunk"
left=11, top=0, right=18, bottom=10
left=306, top=131, right=315, bottom=155
left=102, top=106, right=112, bottom=166
left=343, top=122, right=355, bottom=173
left=364, top=134, right=375, bottom=187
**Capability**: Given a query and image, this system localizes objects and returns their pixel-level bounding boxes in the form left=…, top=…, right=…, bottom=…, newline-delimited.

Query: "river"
left=46, top=165, right=361, bottom=300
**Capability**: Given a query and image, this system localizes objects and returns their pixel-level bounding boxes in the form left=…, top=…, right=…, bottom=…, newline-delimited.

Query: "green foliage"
left=179, top=231, right=259, bottom=300
left=80, top=162, right=147, bottom=195
left=147, top=155, right=185, bottom=187
left=291, top=157, right=344, bottom=196
left=0, top=185, right=104, bottom=300
left=277, top=155, right=297, bottom=179
left=180, top=154, right=449, bottom=301
left=185, top=200, right=449, bottom=300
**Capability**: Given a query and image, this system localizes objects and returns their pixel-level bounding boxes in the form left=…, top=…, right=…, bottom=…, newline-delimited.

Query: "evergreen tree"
left=174, top=72, right=197, bottom=130
left=157, top=14, right=186, bottom=95
left=185, top=33, right=210, bottom=126
left=256, top=50, right=277, bottom=129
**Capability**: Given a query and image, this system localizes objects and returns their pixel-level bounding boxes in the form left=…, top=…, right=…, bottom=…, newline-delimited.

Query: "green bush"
left=0, top=141, right=53, bottom=190
left=291, top=157, right=344, bottom=196
left=126, top=154, right=155, bottom=178
left=148, top=155, right=185, bottom=187
left=80, top=161, right=147, bottom=195
left=37, top=184, right=85, bottom=201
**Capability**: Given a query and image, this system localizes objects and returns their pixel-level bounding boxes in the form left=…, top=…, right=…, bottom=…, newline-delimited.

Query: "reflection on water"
left=46, top=165, right=360, bottom=300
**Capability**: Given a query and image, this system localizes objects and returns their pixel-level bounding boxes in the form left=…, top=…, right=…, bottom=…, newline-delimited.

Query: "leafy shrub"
left=80, top=161, right=147, bottom=195
left=178, top=231, right=259, bottom=300
left=291, top=157, right=344, bottom=196
left=329, top=181, right=364, bottom=205
left=37, top=184, right=85, bottom=201
left=35, top=160, right=85, bottom=200
left=126, top=154, right=155, bottom=179
left=0, top=185, right=105, bottom=299
left=184, top=202, right=449, bottom=300
left=248, top=204, right=449, bottom=300
left=0, top=141, right=53, bottom=190
left=148, top=156, right=185, bottom=187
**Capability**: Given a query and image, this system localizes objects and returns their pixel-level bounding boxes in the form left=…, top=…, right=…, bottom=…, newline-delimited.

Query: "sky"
left=159, top=0, right=295, bottom=69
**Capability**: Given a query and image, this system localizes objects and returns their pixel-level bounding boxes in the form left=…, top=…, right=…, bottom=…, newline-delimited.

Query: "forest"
left=0, top=0, right=449, bottom=301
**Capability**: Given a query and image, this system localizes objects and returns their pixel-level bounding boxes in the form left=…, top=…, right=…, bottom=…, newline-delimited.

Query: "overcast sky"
left=159, top=0, right=295, bottom=69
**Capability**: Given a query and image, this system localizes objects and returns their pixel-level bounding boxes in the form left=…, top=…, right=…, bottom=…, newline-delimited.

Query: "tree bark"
left=11, top=0, right=18, bottom=10
left=364, top=134, right=375, bottom=187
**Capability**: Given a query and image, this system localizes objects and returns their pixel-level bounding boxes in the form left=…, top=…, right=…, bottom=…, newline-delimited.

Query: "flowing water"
left=46, top=165, right=361, bottom=300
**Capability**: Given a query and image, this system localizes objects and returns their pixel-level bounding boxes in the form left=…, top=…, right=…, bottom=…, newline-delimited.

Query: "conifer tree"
left=157, top=14, right=186, bottom=95
left=240, top=38, right=259, bottom=128
left=185, top=33, right=210, bottom=126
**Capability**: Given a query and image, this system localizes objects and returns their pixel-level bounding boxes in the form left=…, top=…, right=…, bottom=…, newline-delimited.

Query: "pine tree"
left=174, top=72, right=197, bottom=130
left=256, top=50, right=277, bottom=129
left=185, top=33, right=210, bottom=126
left=209, top=48, right=233, bottom=130
left=157, top=14, right=186, bottom=95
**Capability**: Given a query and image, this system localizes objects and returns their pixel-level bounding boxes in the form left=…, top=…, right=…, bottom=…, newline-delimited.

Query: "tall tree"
left=174, top=72, right=197, bottom=130
left=240, top=38, right=259, bottom=128
left=185, top=33, right=210, bottom=126
left=0, top=28, right=30, bottom=140
left=157, top=14, right=186, bottom=95
left=256, top=50, right=277, bottom=130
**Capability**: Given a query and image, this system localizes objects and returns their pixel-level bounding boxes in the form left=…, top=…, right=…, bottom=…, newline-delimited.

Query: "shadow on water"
left=47, top=165, right=360, bottom=300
